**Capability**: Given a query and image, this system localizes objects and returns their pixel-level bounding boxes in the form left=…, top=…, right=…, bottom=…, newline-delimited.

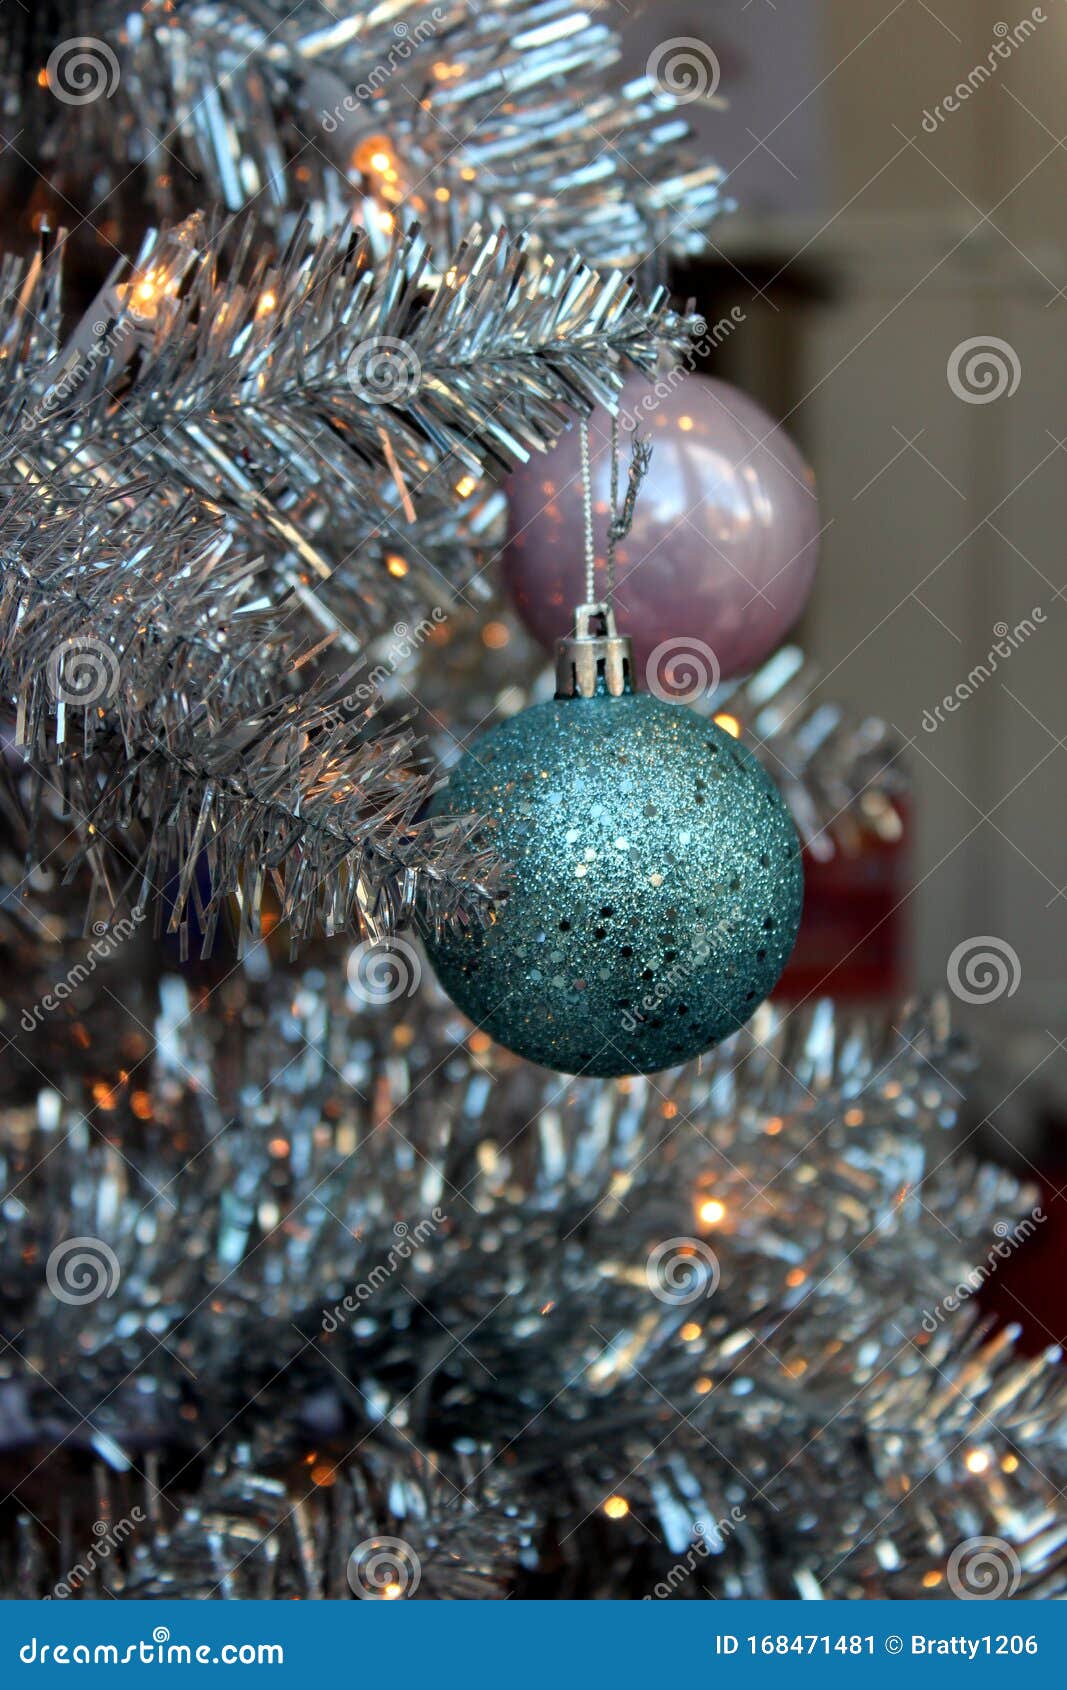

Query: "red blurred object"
left=979, top=1166, right=1067, bottom=1353
left=775, top=799, right=911, bottom=1004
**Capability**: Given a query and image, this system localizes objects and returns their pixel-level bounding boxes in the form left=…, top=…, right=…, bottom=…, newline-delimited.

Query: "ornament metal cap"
left=554, top=603, right=634, bottom=699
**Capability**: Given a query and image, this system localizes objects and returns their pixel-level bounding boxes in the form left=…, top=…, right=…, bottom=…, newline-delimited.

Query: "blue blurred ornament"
left=422, top=606, right=803, bottom=1077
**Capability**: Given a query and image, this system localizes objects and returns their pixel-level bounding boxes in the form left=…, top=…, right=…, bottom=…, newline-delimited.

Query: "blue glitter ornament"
left=423, top=608, right=803, bottom=1077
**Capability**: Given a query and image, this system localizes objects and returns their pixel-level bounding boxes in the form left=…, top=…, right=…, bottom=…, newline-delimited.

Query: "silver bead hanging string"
left=580, top=418, right=596, bottom=607
left=606, top=415, right=620, bottom=606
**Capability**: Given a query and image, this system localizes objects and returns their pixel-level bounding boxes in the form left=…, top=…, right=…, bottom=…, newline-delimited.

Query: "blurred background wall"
left=617, top=0, right=1067, bottom=1159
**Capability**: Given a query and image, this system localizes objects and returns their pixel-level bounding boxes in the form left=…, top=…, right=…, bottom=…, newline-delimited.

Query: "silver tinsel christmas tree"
left=0, top=1, right=1064, bottom=1601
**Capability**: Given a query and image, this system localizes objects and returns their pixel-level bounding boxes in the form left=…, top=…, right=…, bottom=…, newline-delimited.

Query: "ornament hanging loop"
left=555, top=602, right=633, bottom=700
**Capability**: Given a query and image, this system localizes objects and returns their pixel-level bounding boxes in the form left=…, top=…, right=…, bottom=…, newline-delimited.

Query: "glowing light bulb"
left=698, top=1198, right=726, bottom=1226
left=354, top=138, right=394, bottom=174
left=713, top=713, right=741, bottom=740
left=602, top=1496, right=629, bottom=1520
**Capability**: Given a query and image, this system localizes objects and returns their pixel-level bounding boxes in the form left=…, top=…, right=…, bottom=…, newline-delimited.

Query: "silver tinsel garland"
left=1, top=974, right=1065, bottom=1598
left=6, top=2, right=729, bottom=267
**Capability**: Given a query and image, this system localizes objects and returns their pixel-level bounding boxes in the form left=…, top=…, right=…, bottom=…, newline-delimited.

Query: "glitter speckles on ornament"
left=422, top=691, right=803, bottom=1077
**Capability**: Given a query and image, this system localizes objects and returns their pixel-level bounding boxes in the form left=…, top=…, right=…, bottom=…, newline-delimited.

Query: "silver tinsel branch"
left=1, top=976, right=1065, bottom=1597
left=0, top=478, right=502, bottom=949
left=707, top=646, right=908, bottom=862
left=2, top=216, right=699, bottom=641
left=0, top=217, right=698, bottom=942
left=8, top=2, right=729, bottom=267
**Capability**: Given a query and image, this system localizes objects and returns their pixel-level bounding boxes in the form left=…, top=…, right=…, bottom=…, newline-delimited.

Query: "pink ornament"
left=502, top=373, right=820, bottom=683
